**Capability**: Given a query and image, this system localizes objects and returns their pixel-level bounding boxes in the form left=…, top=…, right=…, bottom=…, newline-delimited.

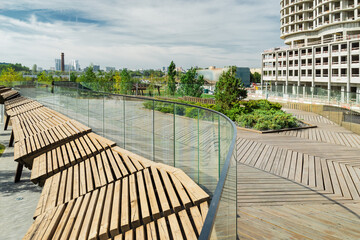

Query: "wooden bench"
left=0, top=89, right=20, bottom=103
left=14, top=119, right=91, bottom=166
left=31, top=132, right=116, bottom=184
left=13, top=119, right=91, bottom=182
left=4, top=101, right=43, bottom=130
left=10, top=108, right=71, bottom=146
left=25, top=148, right=209, bottom=240
left=32, top=146, right=209, bottom=219
left=4, top=96, right=35, bottom=111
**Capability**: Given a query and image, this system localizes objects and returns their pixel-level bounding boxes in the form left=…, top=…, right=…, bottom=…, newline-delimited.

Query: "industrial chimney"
left=61, top=53, right=65, bottom=72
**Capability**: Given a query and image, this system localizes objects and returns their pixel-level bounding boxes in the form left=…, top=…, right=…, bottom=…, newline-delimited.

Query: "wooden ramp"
left=237, top=108, right=360, bottom=239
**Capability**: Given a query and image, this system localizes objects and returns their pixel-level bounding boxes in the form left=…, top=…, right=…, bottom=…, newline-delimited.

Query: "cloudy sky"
left=0, top=0, right=283, bottom=70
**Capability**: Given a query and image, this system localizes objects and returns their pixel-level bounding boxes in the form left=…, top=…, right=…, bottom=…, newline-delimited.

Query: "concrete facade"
left=262, top=0, right=360, bottom=92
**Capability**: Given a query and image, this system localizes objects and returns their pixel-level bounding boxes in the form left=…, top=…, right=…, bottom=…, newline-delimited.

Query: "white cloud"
left=0, top=0, right=283, bottom=69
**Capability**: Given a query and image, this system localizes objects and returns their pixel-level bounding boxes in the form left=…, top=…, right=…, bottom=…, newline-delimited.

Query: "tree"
left=79, top=66, right=97, bottom=83
left=119, top=69, right=133, bottom=94
left=214, top=66, right=247, bottom=110
left=250, top=72, right=261, bottom=83
left=70, top=72, right=77, bottom=82
left=167, top=61, right=176, bottom=96
left=0, top=67, right=23, bottom=82
left=37, top=71, right=49, bottom=83
left=178, top=68, right=204, bottom=97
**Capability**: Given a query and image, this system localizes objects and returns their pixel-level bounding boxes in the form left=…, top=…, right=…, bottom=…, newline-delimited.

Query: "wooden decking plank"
left=99, top=182, right=114, bottom=240
left=109, top=180, right=122, bottom=237
left=151, top=167, right=171, bottom=216
left=143, top=168, right=160, bottom=220
left=78, top=189, right=100, bottom=240
left=57, top=170, right=67, bottom=206
left=189, top=206, right=203, bottom=236
left=129, top=173, right=140, bottom=228
left=69, top=192, right=92, bottom=239
left=57, top=197, right=83, bottom=240
left=178, top=210, right=197, bottom=240
left=85, top=159, right=94, bottom=192
left=168, top=213, right=183, bottom=240
left=90, top=156, right=102, bottom=189
left=79, top=161, right=87, bottom=196
left=121, top=176, right=130, bottom=232
left=137, top=171, right=151, bottom=224
left=101, top=150, right=114, bottom=183
left=88, top=186, right=107, bottom=240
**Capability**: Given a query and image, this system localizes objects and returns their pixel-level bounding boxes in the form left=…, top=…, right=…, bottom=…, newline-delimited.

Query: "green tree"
left=70, top=72, right=77, bottom=82
left=167, top=61, right=176, bottom=96
left=214, top=66, right=247, bottom=110
left=0, top=67, right=23, bottom=82
left=37, top=71, right=49, bottom=83
left=178, top=68, right=204, bottom=97
left=79, top=66, right=97, bottom=83
left=250, top=72, right=261, bottom=83
left=119, top=69, right=133, bottom=94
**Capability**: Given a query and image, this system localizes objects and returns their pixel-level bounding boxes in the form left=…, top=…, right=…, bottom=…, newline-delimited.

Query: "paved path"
left=237, top=108, right=360, bottom=239
left=0, top=123, right=42, bottom=240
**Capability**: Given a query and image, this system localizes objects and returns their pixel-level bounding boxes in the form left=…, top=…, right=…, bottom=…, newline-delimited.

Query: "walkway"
left=237, top=108, right=360, bottom=239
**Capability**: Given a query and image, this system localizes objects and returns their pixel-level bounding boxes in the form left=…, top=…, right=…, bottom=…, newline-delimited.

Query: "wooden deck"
left=237, top=108, right=360, bottom=239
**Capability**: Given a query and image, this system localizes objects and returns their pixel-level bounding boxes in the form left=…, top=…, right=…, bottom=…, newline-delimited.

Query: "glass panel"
left=103, top=94, right=125, bottom=146
left=154, top=101, right=174, bottom=165
left=124, top=96, right=153, bottom=161
left=174, top=103, right=199, bottom=181
left=199, top=109, right=219, bottom=195
left=209, top=149, right=237, bottom=239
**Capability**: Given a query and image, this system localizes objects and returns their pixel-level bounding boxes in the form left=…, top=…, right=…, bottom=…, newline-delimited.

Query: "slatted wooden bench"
left=0, top=89, right=20, bottom=103
left=10, top=108, right=71, bottom=146
left=24, top=201, right=208, bottom=240
left=13, top=119, right=91, bottom=183
left=4, top=100, right=43, bottom=130
left=31, top=132, right=116, bottom=185
left=14, top=119, right=92, bottom=167
left=24, top=149, right=209, bottom=240
left=4, top=96, right=35, bottom=111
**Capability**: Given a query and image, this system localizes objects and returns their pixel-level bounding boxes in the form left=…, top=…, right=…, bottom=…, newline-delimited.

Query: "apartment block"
left=262, top=0, right=360, bottom=93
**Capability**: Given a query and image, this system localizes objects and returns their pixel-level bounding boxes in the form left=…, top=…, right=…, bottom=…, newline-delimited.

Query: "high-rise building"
left=71, top=60, right=80, bottom=71
left=93, top=65, right=100, bottom=72
left=105, top=67, right=116, bottom=72
left=262, top=0, right=360, bottom=93
left=55, top=59, right=61, bottom=71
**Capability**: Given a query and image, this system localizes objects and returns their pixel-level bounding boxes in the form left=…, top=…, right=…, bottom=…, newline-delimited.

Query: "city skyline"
left=0, top=0, right=283, bottom=70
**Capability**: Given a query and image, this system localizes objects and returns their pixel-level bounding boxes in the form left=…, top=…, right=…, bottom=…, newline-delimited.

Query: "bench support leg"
left=14, top=163, right=23, bottom=183
left=9, top=130, right=14, bottom=147
left=4, top=115, right=10, bottom=131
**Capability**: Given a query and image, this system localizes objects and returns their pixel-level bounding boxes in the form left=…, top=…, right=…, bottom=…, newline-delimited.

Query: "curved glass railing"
left=3, top=81, right=237, bottom=239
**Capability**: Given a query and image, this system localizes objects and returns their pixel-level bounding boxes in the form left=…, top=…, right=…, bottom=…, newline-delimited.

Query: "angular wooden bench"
left=31, top=132, right=116, bottom=185
left=4, top=100, right=43, bottom=130
left=24, top=201, right=208, bottom=240
left=5, top=96, right=36, bottom=111
left=13, top=120, right=91, bottom=182
left=0, top=89, right=20, bottom=103
left=10, top=108, right=71, bottom=146
left=24, top=148, right=209, bottom=240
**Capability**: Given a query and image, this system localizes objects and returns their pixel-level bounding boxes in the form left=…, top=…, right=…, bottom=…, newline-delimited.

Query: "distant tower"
left=61, top=53, right=65, bottom=72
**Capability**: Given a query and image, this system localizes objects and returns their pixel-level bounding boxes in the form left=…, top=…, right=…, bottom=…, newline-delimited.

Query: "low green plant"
left=143, top=98, right=299, bottom=131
